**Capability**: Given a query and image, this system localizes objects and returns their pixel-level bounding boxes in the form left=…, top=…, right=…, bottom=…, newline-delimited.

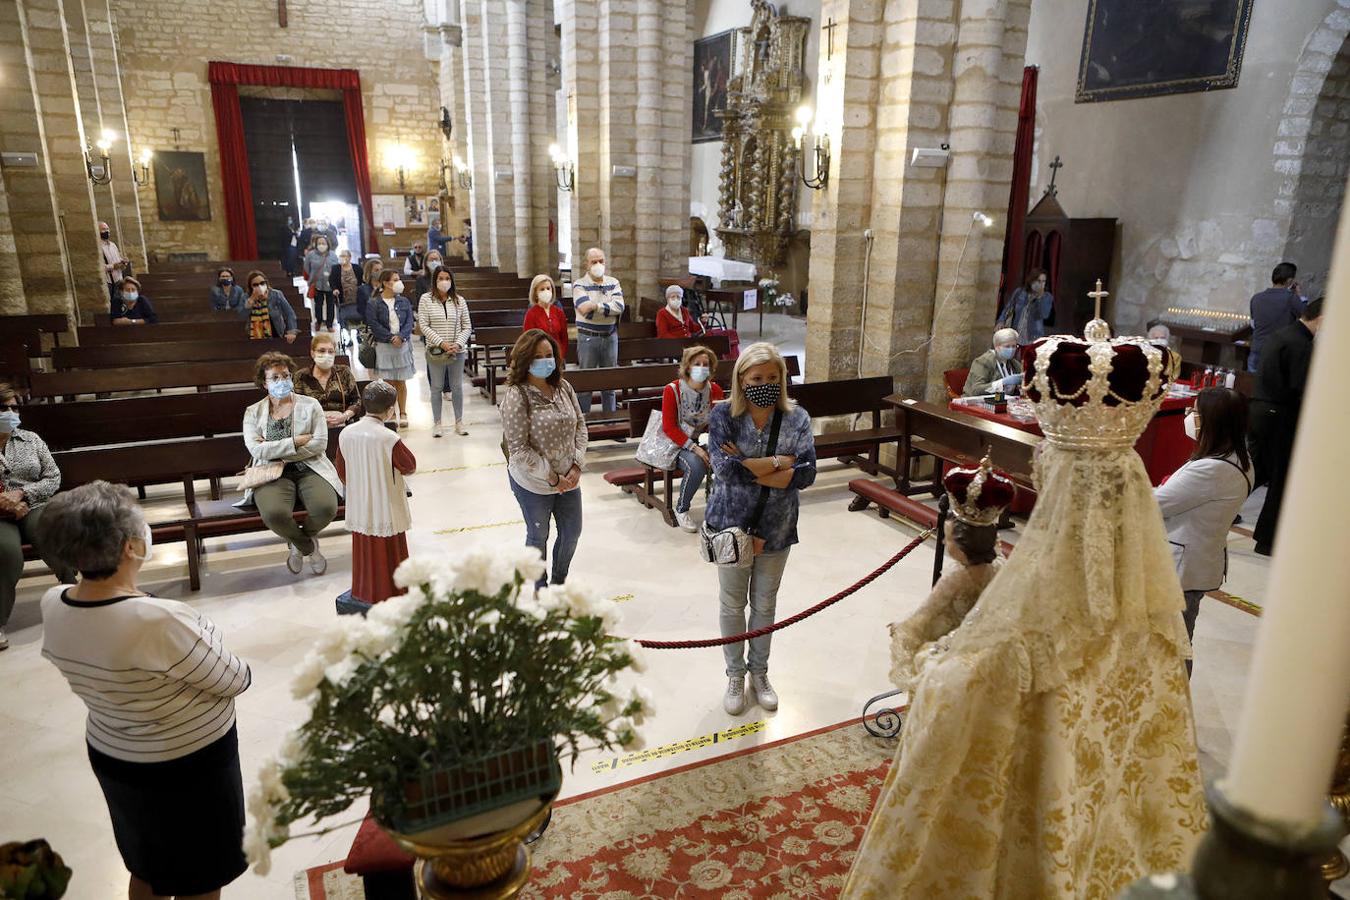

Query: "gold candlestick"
left=1322, top=713, right=1350, bottom=886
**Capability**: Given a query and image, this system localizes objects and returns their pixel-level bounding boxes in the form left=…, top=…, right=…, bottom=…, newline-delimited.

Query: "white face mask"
left=538, top=290, right=553, bottom=305
left=392, top=281, right=404, bottom=295
left=667, top=297, right=682, bottom=310
left=131, top=522, right=154, bottom=563
left=313, top=353, right=335, bottom=370
left=1184, top=411, right=1199, bottom=442
left=589, top=262, right=605, bottom=279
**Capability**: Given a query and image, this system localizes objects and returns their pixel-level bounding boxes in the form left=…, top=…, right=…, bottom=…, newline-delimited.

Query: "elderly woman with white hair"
left=655, top=284, right=703, bottom=338
left=37, top=480, right=251, bottom=900
left=963, top=327, right=1024, bottom=397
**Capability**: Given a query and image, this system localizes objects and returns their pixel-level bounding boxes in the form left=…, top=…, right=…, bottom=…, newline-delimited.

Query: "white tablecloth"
left=688, top=256, right=757, bottom=286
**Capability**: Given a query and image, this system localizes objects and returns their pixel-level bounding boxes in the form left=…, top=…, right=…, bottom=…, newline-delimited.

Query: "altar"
left=688, top=255, right=758, bottom=287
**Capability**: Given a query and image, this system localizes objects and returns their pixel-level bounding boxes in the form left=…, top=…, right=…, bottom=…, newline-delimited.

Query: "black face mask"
left=100, top=231, right=110, bottom=240
left=744, top=382, right=781, bottom=409
left=220, top=279, right=232, bottom=286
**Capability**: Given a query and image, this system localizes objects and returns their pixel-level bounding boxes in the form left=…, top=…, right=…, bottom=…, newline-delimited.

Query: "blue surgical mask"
left=690, top=365, right=710, bottom=383
left=996, top=345, right=1016, bottom=360
left=122, top=291, right=139, bottom=302
left=267, top=378, right=294, bottom=399
left=0, top=410, right=19, bottom=433
left=529, top=358, right=556, bottom=379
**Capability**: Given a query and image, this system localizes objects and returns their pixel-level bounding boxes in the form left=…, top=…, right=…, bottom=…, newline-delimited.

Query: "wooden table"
left=886, top=395, right=1041, bottom=497
left=702, top=286, right=762, bottom=335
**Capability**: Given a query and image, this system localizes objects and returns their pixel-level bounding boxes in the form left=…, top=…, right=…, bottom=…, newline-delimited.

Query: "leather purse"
left=697, top=409, right=782, bottom=568
left=239, top=461, right=284, bottom=491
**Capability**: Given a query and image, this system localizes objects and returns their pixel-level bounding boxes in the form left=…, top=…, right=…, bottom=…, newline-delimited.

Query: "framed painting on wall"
left=1075, top=0, right=1254, bottom=103
left=693, top=30, right=733, bottom=143
left=152, top=151, right=211, bottom=221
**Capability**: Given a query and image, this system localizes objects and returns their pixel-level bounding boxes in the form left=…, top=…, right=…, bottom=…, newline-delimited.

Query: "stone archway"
left=1270, top=1, right=1350, bottom=296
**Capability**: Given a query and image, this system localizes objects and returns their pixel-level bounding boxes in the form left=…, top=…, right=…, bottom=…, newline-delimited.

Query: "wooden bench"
left=28, top=354, right=327, bottom=400
left=23, top=388, right=260, bottom=452
left=92, top=305, right=313, bottom=327
left=77, top=322, right=293, bottom=346
left=458, top=286, right=532, bottom=301
left=882, top=395, right=1039, bottom=500
left=788, top=376, right=904, bottom=479
left=52, top=338, right=296, bottom=370
left=603, top=393, right=725, bottom=526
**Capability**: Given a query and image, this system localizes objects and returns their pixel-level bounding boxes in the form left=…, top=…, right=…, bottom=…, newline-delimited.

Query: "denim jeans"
left=426, top=352, right=466, bottom=424
left=575, top=330, right=618, bottom=413
left=675, top=447, right=707, bottom=514
left=718, top=549, right=789, bottom=677
left=508, top=474, right=583, bottom=589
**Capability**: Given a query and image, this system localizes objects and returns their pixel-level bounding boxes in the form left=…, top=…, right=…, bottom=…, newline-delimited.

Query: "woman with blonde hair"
left=499, top=329, right=587, bottom=591
left=522, top=274, right=568, bottom=358
left=660, top=344, right=724, bottom=531
left=705, top=342, right=816, bottom=715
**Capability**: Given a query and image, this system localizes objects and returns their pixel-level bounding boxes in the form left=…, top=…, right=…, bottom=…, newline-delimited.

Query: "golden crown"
left=944, top=454, right=1017, bottom=527
left=1023, top=281, right=1175, bottom=451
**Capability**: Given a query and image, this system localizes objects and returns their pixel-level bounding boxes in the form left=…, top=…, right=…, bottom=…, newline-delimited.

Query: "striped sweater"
left=573, top=275, right=625, bottom=336
left=40, top=588, right=251, bottom=763
left=416, top=292, right=473, bottom=349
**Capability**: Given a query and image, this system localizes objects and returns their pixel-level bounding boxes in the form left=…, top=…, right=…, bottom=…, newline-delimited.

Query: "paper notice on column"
left=373, top=194, right=406, bottom=233
left=743, top=289, right=757, bottom=311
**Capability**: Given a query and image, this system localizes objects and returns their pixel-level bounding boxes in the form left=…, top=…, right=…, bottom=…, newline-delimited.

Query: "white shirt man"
left=99, top=221, right=126, bottom=292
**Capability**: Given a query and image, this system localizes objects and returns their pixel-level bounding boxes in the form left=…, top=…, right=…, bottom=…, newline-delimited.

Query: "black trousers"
left=1249, top=401, right=1296, bottom=550
left=314, top=289, right=337, bottom=327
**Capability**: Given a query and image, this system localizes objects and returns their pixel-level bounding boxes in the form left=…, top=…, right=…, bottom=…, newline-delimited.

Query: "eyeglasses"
left=1, top=403, right=20, bottom=411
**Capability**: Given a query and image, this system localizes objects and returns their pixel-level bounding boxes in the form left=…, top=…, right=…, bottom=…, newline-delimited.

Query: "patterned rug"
left=298, top=718, right=897, bottom=899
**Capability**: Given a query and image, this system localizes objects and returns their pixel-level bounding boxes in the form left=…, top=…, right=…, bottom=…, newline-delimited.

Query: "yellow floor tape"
left=590, top=720, right=767, bottom=774
left=418, top=461, right=507, bottom=475
left=611, top=593, right=635, bottom=604
left=433, top=520, right=524, bottom=535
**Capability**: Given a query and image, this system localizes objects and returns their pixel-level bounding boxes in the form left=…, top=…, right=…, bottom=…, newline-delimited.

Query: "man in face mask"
left=573, top=246, right=626, bottom=414
left=963, top=327, right=1023, bottom=397
left=98, top=221, right=128, bottom=308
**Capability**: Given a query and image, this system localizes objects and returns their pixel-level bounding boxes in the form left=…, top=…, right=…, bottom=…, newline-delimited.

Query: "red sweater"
left=523, top=303, right=568, bottom=358
left=661, top=379, right=725, bottom=447
left=655, top=306, right=702, bottom=339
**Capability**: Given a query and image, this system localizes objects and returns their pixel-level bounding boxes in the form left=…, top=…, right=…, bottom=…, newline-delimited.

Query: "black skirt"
left=88, top=724, right=248, bottom=896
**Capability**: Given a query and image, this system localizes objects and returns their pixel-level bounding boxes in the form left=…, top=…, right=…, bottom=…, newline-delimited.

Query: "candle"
left=1221, top=200, right=1350, bottom=828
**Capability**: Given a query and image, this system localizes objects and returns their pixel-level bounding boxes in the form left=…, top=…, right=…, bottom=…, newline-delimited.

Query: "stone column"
left=597, top=0, right=637, bottom=301
left=479, top=0, right=518, bottom=273
left=84, top=0, right=145, bottom=271
left=526, top=0, right=558, bottom=276
left=657, top=0, right=694, bottom=279
left=631, top=0, right=662, bottom=302
left=505, top=0, right=534, bottom=274
left=459, top=0, right=492, bottom=265
left=0, top=171, right=26, bottom=313
left=560, top=0, right=602, bottom=268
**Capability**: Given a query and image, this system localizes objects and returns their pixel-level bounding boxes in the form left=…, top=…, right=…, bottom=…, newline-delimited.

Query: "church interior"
left=2, top=0, right=1350, bottom=897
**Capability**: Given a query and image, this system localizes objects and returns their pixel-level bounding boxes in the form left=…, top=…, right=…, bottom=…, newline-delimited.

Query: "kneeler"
left=344, top=815, right=415, bottom=900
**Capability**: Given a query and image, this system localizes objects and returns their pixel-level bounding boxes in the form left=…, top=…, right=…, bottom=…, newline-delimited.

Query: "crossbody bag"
left=698, top=409, right=782, bottom=569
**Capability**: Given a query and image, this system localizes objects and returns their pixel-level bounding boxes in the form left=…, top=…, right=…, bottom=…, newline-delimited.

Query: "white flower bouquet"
left=244, top=547, right=651, bottom=875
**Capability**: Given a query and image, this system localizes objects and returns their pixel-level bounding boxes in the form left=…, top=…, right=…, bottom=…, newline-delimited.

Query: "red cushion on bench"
left=344, top=815, right=414, bottom=875
left=848, top=478, right=938, bottom=529
left=603, top=466, right=647, bottom=487
left=588, top=423, right=629, bottom=440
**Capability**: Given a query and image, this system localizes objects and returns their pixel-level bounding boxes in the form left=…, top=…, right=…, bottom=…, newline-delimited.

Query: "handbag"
left=635, top=387, right=685, bottom=470
left=239, top=460, right=284, bottom=490
left=357, top=323, right=377, bottom=368
left=697, top=409, right=782, bottom=568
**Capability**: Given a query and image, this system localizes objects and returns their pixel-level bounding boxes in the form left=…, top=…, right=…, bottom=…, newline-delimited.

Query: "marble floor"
left=1, top=314, right=1337, bottom=899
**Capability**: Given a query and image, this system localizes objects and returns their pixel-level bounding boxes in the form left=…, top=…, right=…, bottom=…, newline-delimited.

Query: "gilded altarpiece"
left=715, top=0, right=809, bottom=268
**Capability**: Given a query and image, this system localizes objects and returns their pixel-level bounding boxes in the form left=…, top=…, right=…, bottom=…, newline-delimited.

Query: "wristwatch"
left=772, top=455, right=783, bottom=471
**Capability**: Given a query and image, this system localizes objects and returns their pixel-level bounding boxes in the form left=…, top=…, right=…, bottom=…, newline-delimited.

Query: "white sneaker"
left=0, top=629, right=8, bottom=650
left=433, top=424, right=444, bottom=438
left=676, top=510, right=697, bottom=532
left=306, top=539, right=327, bottom=575
left=751, top=673, right=778, bottom=711
left=723, top=675, right=747, bottom=715
left=442, top=390, right=453, bottom=401
left=286, top=544, right=304, bottom=574
left=455, top=421, right=468, bottom=436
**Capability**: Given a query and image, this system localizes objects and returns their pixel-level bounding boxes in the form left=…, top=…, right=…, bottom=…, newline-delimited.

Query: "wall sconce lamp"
left=133, top=149, right=153, bottom=186
left=549, top=143, right=574, bottom=192
left=388, top=144, right=415, bottom=191
left=453, top=154, right=473, bottom=190
left=791, top=106, right=830, bottom=191
left=85, top=129, right=116, bottom=185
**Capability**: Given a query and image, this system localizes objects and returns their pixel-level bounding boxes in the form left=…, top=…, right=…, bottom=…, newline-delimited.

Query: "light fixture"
left=974, top=211, right=994, bottom=228
left=133, top=148, right=152, bottom=186
left=84, top=131, right=114, bottom=185
left=791, top=105, right=829, bottom=191
left=549, top=143, right=574, bottom=192
left=453, top=154, right=472, bottom=190
left=388, top=144, right=414, bottom=191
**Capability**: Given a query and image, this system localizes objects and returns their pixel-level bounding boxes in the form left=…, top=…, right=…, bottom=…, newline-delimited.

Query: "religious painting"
left=404, top=194, right=427, bottom=226
left=1075, top=0, right=1254, bottom=103
left=693, top=30, right=733, bottom=143
left=152, top=151, right=210, bottom=221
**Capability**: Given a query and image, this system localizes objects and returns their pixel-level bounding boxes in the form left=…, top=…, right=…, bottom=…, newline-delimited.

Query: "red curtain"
left=998, top=66, right=1038, bottom=317
left=207, top=62, right=376, bottom=257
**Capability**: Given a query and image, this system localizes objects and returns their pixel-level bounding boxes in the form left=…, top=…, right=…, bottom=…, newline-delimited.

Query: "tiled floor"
left=2, top=314, right=1339, bottom=899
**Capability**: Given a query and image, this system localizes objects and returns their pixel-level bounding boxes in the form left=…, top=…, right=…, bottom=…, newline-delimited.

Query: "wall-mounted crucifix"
left=1046, top=154, right=1063, bottom=196
left=823, top=18, right=838, bottom=60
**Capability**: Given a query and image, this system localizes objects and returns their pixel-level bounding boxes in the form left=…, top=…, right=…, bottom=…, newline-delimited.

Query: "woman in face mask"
left=239, top=352, right=343, bottom=576
left=416, top=266, right=472, bottom=437
left=705, top=342, right=817, bottom=717
left=522, top=274, right=568, bottom=359
left=963, top=327, right=1023, bottom=397
left=660, top=345, right=725, bottom=532
left=240, top=270, right=299, bottom=344
left=414, top=250, right=444, bottom=299
left=655, top=284, right=703, bottom=339
left=304, top=236, right=338, bottom=333
left=1153, top=386, right=1253, bottom=676
left=499, top=330, right=587, bottom=592
left=210, top=268, right=245, bottom=313
left=364, top=270, right=415, bottom=427
left=331, top=251, right=364, bottom=341
left=357, top=259, right=383, bottom=322
left=295, top=333, right=362, bottom=428
left=0, top=383, right=76, bottom=651
left=35, top=480, right=252, bottom=900
left=109, top=276, right=158, bottom=327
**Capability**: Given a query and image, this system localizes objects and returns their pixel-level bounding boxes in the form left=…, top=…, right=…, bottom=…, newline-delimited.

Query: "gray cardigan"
left=304, top=249, right=336, bottom=291
left=1155, top=453, right=1252, bottom=591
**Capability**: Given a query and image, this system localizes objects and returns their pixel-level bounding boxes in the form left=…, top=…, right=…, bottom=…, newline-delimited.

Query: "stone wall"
left=1025, top=0, right=1344, bottom=331
left=110, top=0, right=442, bottom=260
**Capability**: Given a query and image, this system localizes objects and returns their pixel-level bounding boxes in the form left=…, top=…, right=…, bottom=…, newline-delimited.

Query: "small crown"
left=1022, top=328, right=1175, bottom=452
left=944, top=454, right=1017, bottom=526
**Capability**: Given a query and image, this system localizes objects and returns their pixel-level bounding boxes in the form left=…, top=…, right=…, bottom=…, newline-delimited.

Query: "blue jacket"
left=238, top=289, right=298, bottom=335
left=210, top=284, right=246, bottom=312
left=365, top=293, right=414, bottom=343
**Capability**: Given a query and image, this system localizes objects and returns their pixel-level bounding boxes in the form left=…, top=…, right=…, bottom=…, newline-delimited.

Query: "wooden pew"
left=789, top=376, right=903, bottom=478
left=0, top=314, right=71, bottom=365
left=28, top=354, right=326, bottom=400
left=92, top=307, right=312, bottom=328
left=53, top=338, right=295, bottom=371
left=23, top=388, right=259, bottom=451
left=458, top=286, right=532, bottom=301
left=78, top=322, right=282, bottom=346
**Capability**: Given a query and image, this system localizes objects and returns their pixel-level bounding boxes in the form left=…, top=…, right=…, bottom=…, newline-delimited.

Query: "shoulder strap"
left=746, top=409, right=784, bottom=537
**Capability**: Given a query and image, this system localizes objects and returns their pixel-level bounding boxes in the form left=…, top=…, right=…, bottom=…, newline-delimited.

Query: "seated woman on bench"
left=963, top=327, right=1023, bottom=397
left=109, top=277, right=158, bottom=327
left=241, top=270, right=299, bottom=344
left=238, top=352, right=343, bottom=577
left=295, top=332, right=362, bottom=428
left=655, top=284, right=704, bottom=339
left=661, top=344, right=723, bottom=533
left=210, top=268, right=245, bottom=313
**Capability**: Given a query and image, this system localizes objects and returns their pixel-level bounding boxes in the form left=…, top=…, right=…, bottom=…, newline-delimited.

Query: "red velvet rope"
left=636, top=530, right=933, bottom=650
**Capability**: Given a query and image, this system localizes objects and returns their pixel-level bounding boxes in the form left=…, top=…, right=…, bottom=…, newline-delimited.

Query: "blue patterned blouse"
left=705, top=402, right=817, bottom=553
